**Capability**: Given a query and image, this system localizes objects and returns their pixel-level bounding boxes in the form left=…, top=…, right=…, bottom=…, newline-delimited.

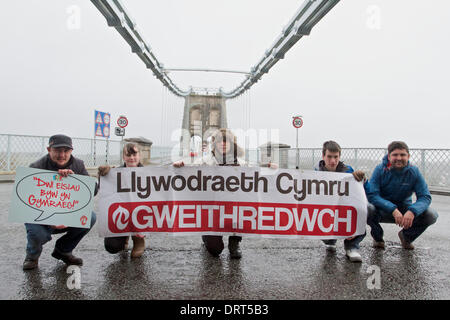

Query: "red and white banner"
left=97, top=166, right=368, bottom=239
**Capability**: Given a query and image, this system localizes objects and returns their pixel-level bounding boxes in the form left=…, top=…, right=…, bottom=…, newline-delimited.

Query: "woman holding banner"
left=174, top=128, right=277, bottom=259
left=98, top=143, right=146, bottom=258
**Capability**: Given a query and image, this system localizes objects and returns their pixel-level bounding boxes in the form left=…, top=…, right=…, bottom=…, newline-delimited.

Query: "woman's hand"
left=98, top=165, right=111, bottom=176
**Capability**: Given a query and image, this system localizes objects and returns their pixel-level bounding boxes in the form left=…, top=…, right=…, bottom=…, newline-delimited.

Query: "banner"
left=9, top=167, right=96, bottom=228
left=97, top=166, right=368, bottom=238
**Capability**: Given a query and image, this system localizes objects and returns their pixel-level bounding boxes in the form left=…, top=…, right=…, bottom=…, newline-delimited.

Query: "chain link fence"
left=258, top=147, right=450, bottom=191
left=1, top=134, right=449, bottom=191
left=0, top=134, right=123, bottom=171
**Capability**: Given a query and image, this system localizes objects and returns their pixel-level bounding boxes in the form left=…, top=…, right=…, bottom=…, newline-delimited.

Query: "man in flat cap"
left=22, top=134, right=97, bottom=270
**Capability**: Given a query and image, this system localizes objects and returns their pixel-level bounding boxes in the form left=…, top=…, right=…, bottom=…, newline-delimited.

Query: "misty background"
left=1, top=0, right=449, bottom=149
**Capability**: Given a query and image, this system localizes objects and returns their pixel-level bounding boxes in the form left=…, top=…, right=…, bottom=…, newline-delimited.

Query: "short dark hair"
left=123, top=142, right=140, bottom=156
left=322, top=140, right=341, bottom=156
left=388, top=141, right=409, bottom=155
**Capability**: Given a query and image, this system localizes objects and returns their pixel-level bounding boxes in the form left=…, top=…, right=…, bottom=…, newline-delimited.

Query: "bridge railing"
left=248, top=147, right=450, bottom=191
left=0, top=134, right=124, bottom=170
left=1, top=134, right=449, bottom=190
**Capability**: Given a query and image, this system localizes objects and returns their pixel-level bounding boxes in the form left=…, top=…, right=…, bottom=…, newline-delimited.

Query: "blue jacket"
left=367, top=154, right=431, bottom=216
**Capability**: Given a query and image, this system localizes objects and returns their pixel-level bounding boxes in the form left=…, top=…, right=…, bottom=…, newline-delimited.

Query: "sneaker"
left=398, top=231, right=414, bottom=250
left=51, top=249, right=83, bottom=265
left=345, top=249, right=362, bottom=262
left=23, top=258, right=39, bottom=270
left=372, top=240, right=385, bottom=249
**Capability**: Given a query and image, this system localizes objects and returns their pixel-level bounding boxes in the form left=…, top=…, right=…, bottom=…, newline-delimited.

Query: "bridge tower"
left=180, top=94, right=227, bottom=156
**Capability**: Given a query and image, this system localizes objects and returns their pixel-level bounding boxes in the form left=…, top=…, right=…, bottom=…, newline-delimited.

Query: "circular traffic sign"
left=117, top=116, right=128, bottom=128
left=103, top=126, right=110, bottom=137
left=103, top=113, right=111, bottom=125
left=292, top=116, right=303, bottom=128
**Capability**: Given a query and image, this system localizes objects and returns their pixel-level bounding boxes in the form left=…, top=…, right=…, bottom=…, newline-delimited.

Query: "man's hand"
left=352, top=170, right=365, bottom=182
left=173, top=161, right=185, bottom=168
left=98, top=165, right=111, bottom=176
left=392, top=209, right=403, bottom=227
left=58, top=169, right=74, bottom=177
left=401, top=211, right=415, bottom=229
left=52, top=225, right=67, bottom=230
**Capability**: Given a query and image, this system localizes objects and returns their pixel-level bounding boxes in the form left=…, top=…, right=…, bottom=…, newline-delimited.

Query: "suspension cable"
left=91, top=0, right=340, bottom=99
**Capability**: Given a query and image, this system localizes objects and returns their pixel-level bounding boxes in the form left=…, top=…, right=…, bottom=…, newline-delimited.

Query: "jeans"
left=322, top=204, right=376, bottom=250
left=25, top=212, right=96, bottom=260
left=322, top=232, right=366, bottom=250
left=367, top=204, right=438, bottom=243
left=104, top=236, right=128, bottom=254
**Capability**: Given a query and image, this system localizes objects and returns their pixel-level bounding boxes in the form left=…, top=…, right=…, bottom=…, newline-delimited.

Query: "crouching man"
left=367, top=141, right=438, bottom=250
left=23, top=134, right=97, bottom=270
left=315, top=141, right=371, bottom=262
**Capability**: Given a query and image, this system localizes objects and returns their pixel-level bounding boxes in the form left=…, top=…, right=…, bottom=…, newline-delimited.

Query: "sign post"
left=292, top=116, right=303, bottom=169
left=116, top=115, right=128, bottom=162
left=94, top=110, right=111, bottom=165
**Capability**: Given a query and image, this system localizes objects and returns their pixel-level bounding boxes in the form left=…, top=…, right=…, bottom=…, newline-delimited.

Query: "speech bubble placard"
left=9, top=167, right=96, bottom=228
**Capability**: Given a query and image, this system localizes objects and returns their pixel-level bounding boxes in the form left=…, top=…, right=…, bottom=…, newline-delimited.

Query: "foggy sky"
left=1, top=0, right=449, bottom=149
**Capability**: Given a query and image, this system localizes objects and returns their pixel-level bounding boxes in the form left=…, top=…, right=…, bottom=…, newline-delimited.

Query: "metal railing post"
left=421, top=149, right=426, bottom=180
left=6, top=135, right=11, bottom=171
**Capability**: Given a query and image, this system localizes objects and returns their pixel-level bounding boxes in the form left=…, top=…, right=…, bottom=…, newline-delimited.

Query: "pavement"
left=0, top=181, right=449, bottom=301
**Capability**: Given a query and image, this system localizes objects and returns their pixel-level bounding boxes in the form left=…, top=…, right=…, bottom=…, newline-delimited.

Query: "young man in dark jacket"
left=315, top=141, right=369, bottom=262
left=23, top=134, right=97, bottom=270
left=367, top=141, right=438, bottom=250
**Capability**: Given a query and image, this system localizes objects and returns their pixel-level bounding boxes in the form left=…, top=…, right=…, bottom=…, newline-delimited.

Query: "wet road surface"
left=0, top=182, right=449, bottom=300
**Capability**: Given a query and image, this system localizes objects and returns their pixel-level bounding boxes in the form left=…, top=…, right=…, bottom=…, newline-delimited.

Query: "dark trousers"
left=202, top=235, right=242, bottom=256
left=104, top=236, right=128, bottom=254
left=367, top=205, right=438, bottom=243
left=321, top=204, right=375, bottom=250
left=25, top=212, right=96, bottom=260
left=322, top=232, right=366, bottom=250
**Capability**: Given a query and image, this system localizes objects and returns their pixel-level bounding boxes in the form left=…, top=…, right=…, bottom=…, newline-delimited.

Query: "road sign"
left=292, top=116, right=303, bottom=129
left=94, top=110, right=110, bottom=138
left=117, top=116, right=128, bottom=128
left=115, top=127, right=125, bottom=136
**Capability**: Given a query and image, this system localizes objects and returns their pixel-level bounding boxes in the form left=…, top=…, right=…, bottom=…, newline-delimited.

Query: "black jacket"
left=30, top=154, right=98, bottom=195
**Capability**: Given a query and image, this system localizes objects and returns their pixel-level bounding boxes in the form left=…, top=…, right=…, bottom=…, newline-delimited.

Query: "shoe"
left=23, top=258, right=39, bottom=270
left=51, top=249, right=83, bottom=265
left=372, top=240, right=385, bottom=249
left=131, top=236, right=145, bottom=258
left=398, top=231, right=414, bottom=250
left=228, top=240, right=242, bottom=259
left=345, top=249, right=362, bottom=262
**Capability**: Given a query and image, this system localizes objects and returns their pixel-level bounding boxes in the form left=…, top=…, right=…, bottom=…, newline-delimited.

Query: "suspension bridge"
left=90, top=0, right=340, bottom=154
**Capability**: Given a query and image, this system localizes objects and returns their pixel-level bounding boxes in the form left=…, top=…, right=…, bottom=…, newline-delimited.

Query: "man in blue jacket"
left=367, top=141, right=438, bottom=250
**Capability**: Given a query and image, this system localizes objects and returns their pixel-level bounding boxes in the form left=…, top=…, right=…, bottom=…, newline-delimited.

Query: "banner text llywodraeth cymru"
left=116, top=170, right=349, bottom=201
